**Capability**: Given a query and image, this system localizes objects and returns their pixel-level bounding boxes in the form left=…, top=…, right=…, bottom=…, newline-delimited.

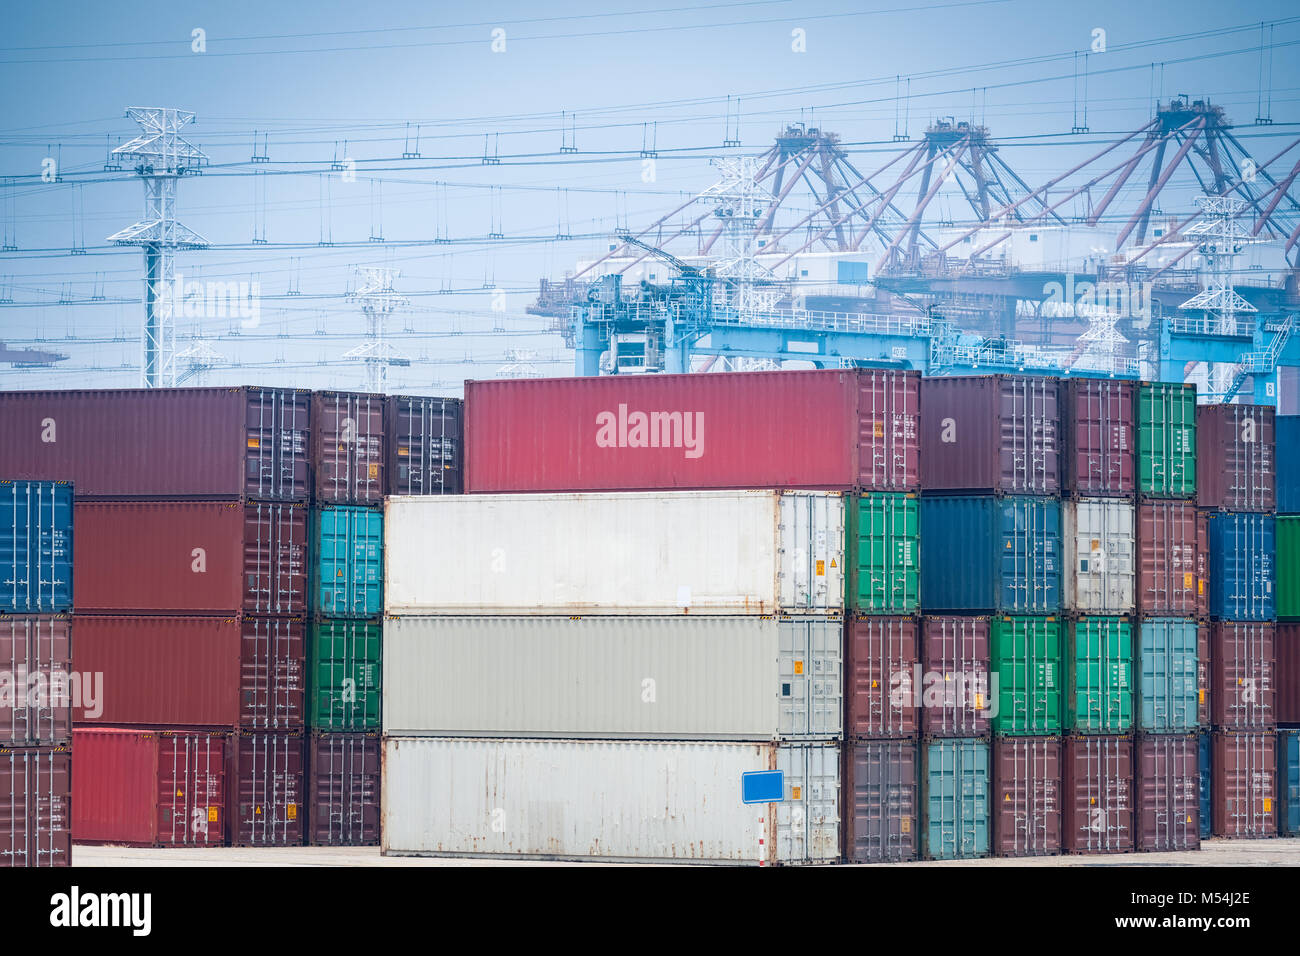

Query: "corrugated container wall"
left=1062, top=735, right=1134, bottom=854
left=1196, top=404, right=1275, bottom=512
left=1208, top=513, right=1275, bottom=621
left=1135, top=734, right=1200, bottom=851
left=1, top=481, right=72, bottom=614
left=921, top=616, right=991, bottom=737
left=308, top=733, right=380, bottom=847
left=921, top=738, right=989, bottom=860
left=990, top=616, right=1063, bottom=735
left=1278, top=517, right=1300, bottom=619
left=843, top=739, right=918, bottom=863
left=992, top=736, right=1062, bottom=857
left=1278, top=623, right=1300, bottom=725
left=845, top=616, right=916, bottom=737
left=1276, top=416, right=1300, bottom=513
left=0, top=615, right=71, bottom=746
left=310, top=620, right=381, bottom=731
left=0, top=745, right=70, bottom=866
left=385, top=395, right=463, bottom=495
left=1211, top=732, right=1276, bottom=838
left=1063, top=379, right=1135, bottom=496
left=1063, top=498, right=1135, bottom=613
left=1136, top=501, right=1207, bottom=616
left=314, top=506, right=383, bottom=619
left=1065, top=616, right=1133, bottom=734
left=1137, top=382, right=1196, bottom=498
left=1137, top=618, right=1199, bottom=732
left=1212, top=623, right=1275, bottom=731
left=1280, top=730, right=1300, bottom=836
left=228, top=732, right=305, bottom=847
left=311, top=391, right=385, bottom=506
left=846, top=493, right=919, bottom=614
left=384, top=491, right=844, bottom=616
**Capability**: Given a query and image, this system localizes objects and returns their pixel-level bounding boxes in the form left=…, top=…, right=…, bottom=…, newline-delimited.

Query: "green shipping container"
left=1065, top=616, right=1133, bottom=733
left=310, top=619, right=382, bottom=730
left=847, top=492, right=919, bottom=613
left=314, top=506, right=384, bottom=618
left=1278, top=517, right=1300, bottom=620
left=990, top=616, right=1062, bottom=735
left=1138, top=382, right=1196, bottom=497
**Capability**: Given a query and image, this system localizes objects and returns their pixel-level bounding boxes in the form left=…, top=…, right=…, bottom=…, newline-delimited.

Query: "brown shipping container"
left=991, top=736, right=1063, bottom=857
left=0, top=744, right=70, bottom=866
left=1134, top=734, right=1200, bottom=851
left=920, top=375, right=1060, bottom=494
left=846, top=616, right=918, bottom=737
left=1198, top=622, right=1211, bottom=728
left=1136, top=501, right=1208, bottom=616
left=0, top=387, right=310, bottom=500
left=1063, top=379, right=1136, bottom=496
left=1062, top=735, right=1134, bottom=854
left=842, top=738, right=918, bottom=863
left=1279, top=623, right=1300, bottom=725
left=1196, top=404, right=1275, bottom=512
left=0, top=614, right=71, bottom=746
left=229, top=731, right=305, bottom=846
left=1211, top=732, right=1276, bottom=838
left=920, top=616, right=991, bottom=736
left=386, top=394, right=464, bottom=496
left=308, top=732, right=380, bottom=847
left=311, top=391, right=386, bottom=506
left=1212, top=623, right=1275, bottom=731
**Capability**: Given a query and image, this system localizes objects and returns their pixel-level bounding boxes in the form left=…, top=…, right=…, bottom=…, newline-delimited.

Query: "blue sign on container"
left=741, top=770, right=784, bottom=804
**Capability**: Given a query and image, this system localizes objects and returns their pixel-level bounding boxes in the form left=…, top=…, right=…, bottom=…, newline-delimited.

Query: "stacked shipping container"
left=1275, top=415, right=1299, bottom=835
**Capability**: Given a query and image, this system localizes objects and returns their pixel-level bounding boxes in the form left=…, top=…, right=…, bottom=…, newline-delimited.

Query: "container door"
left=1139, top=620, right=1198, bottom=732
left=778, top=493, right=844, bottom=614
left=778, top=618, right=842, bottom=739
left=316, top=508, right=383, bottom=618
left=244, top=388, right=310, bottom=501
left=310, top=621, right=382, bottom=731
left=156, top=734, right=226, bottom=847
left=1, top=481, right=73, bottom=614
left=775, top=742, right=840, bottom=864
left=997, top=498, right=1060, bottom=614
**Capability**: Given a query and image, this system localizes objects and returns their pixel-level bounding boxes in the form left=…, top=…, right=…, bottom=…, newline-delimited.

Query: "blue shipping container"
left=922, top=738, right=989, bottom=860
left=1208, top=513, right=1275, bottom=621
left=1138, top=618, right=1199, bottom=732
left=0, top=480, right=72, bottom=613
left=1198, top=731, right=1212, bottom=840
left=1281, top=729, right=1300, bottom=837
left=1278, top=417, right=1300, bottom=514
left=920, top=495, right=1060, bottom=613
left=315, top=506, right=383, bottom=618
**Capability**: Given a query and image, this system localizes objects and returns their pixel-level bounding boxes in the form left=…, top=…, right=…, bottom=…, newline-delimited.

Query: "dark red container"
left=1278, top=623, right=1300, bottom=725
left=0, top=387, right=310, bottom=500
left=465, top=368, right=920, bottom=493
left=846, top=616, right=918, bottom=737
left=308, top=732, right=380, bottom=846
left=1212, top=622, right=1275, bottom=731
left=1198, top=621, right=1211, bottom=728
left=991, top=736, right=1062, bottom=857
left=72, top=728, right=225, bottom=847
left=1062, top=735, right=1134, bottom=854
left=386, top=394, right=463, bottom=496
left=1063, top=379, right=1135, bottom=496
left=1196, top=404, right=1275, bottom=512
left=0, top=614, right=71, bottom=746
left=1136, top=500, right=1208, bottom=616
left=229, top=731, right=305, bottom=846
left=842, top=738, right=918, bottom=863
left=311, top=391, right=386, bottom=506
left=1134, top=734, right=1200, bottom=851
left=1211, top=731, right=1276, bottom=838
left=920, top=616, right=991, bottom=736
left=0, top=744, right=70, bottom=866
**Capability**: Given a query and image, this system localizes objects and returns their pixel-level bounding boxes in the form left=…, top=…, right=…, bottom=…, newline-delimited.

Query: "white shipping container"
left=1063, top=497, right=1135, bottom=612
left=383, top=615, right=842, bottom=739
left=382, top=736, right=840, bottom=864
left=384, top=490, right=844, bottom=615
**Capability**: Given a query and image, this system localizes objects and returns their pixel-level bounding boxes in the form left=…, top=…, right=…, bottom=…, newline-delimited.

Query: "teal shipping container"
left=1, top=480, right=72, bottom=613
left=314, top=506, right=383, bottom=618
left=922, top=738, right=989, bottom=860
left=1138, top=617, right=1199, bottom=732
left=1199, top=731, right=1212, bottom=840
left=1281, top=729, right=1300, bottom=837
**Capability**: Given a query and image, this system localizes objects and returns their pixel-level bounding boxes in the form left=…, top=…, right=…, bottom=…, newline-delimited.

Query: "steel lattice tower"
left=345, top=267, right=410, bottom=392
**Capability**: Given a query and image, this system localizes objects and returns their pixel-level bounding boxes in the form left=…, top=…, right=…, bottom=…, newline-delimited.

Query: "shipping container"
left=0, top=481, right=72, bottom=614
left=0, top=614, right=71, bottom=746
left=1136, top=500, right=1207, bottom=616
left=843, top=739, right=917, bottom=863
left=310, top=620, right=381, bottom=731
left=1198, top=731, right=1212, bottom=840
left=1279, top=623, right=1300, bottom=724
left=1062, top=379, right=1135, bottom=496
left=1065, top=617, right=1132, bottom=734
left=1279, top=729, right=1299, bottom=836
left=919, top=496, right=1061, bottom=613
left=1063, top=498, right=1135, bottom=613
left=1211, top=731, right=1276, bottom=838
left=845, top=616, right=916, bottom=737
left=72, top=729, right=224, bottom=847
left=0, top=744, right=70, bottom=866
left=465, top=368, right=919, bottom=494
left=1196, top=404, right=1275, bottom=512
left=1279, top=516, right=1300, bottom=619
left=385, top=615, right=841, bottom=740
left=991, top=736, right=1062, bottom=857
left=990, top=616, right=1063, bottom=735
left=1208, top=513, right=1275, bottom=621
left=228, top=731, right=305, bottom=847
left=311, top=391, right=386, bottom=506
left=308, top=732, right=380, bottom=846
left=921, top=738, right=989, bottom=860
left=1277, top=416, right=1300, bottom=513
left=1137, top=618, right=1199, bottom=732
left=846, top=493, right=919, bottom=614
left=382, top=737, right=840, bottom=864
left=315, top=506, right=383, bottom=619
left=1198, top=621, right=1211, bottom=727
left=385, top=394, right=463, bottom=496
left=1137, top=382, right=1196, bottom=498
left=0, top=387, right=310, bottom=500
left=920, top=375, right=1061, bottom=494
left=1062, top=735, right=1134, bottom=854
left=1134, top=734, right=1200, bottom=851
left=1212, top=622, right=1275, bottom=731
left=920, top=616, right=991, bottom=736
left=385, top=491, right=844, bottom=616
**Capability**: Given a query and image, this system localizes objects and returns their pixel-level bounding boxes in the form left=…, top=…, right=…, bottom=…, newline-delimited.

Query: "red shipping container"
left=920, top=616, right=991, bottom=736
left=386, top=394, right=463, bottom=496
left=1062, top=735, right=1134, bottom=854
left=1063, top=379, right=1135, bottom=496
left=465, top=368, right=920, bottom=493
left=1198, top=621, right=1211, bottom=728
left=1278, top=623, right=1300, bottom=725
left=991, top=736, right=1063, bottom=857
left=1196, top=404, right=1275, bottom=512
left=229, top=731, right=305, bottom=846
left=1136, top=501, right=1208, bottom=616
left=312, top=391, right=386, bottom=506
left=1212, top=622, right=1275, bottom=730
left=0, top=744, right=70, bottom=866
left=1134, top=734, right=1200, bottom=851
left=0, top=387, right=310, bottom=500
left=308, top=732, right=380, bottom=847
left=1211, top=731, right=1276, bottom=838
left=846, top=616, right=918, bottom=737
left=0, top=614, right=71, bottom=746
left=842, top=738, right=918, bottom=863
left=72, top=729, right=225, bottom=847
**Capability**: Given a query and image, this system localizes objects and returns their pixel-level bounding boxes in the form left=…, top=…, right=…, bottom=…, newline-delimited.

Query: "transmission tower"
left=698, top=156, right=782, bottom=316
left=495, top=348, right=544, bottom=378
left=344, top=267, right=410, bottom=392
left=105, top=107, right=209, bottom=387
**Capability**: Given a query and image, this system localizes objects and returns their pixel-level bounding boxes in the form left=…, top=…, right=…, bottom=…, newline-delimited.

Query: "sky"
left=1, top=0, right=1298, bottom=393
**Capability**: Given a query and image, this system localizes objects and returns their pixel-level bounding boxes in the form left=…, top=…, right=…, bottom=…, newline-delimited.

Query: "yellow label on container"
left=1264, top=799, right=1272, bottom=812
left=792, top=787, right=801, bottom=800
left=288, top=804, right=298, bottom=821
left=1200, top=690, right=1206, bottom=703
left=176, top=789, right=183, bottom=797
left=208, top=807, right=218, bottom=823
left=1199, top=580, right=1205, bottom=595
left=830, top=558, right=837, bottom=568
left=975, top=693, right=983, bottom=708
left=873, top=422, right=884, bottom=438
left=398, top=446, right=410, bottom=457
left=247, top=438, right=260, bottom=449
left=1184, top=572, right=1194, bottom=589
left=816, top=560, right=825, bottom=576
left=794, top=661, right=804, bottom=675
left=901, top=818, right=911, bottom=834
left=1004, top=793, right=1011, bottom=802
left=368, top=464, right=379, bottom=479
left=254, top=806, right=263, bottom=816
